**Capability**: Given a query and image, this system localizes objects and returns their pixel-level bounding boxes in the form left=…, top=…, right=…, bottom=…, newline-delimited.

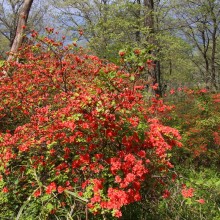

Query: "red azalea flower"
left=34, top=189, right=41, bottom=197
left=181, top=187, right=194, bottom=198
left=119, top=51, right=126, bottom=57
left=2, top=187, right=8, bottom=193
left=162, top=190, right=170, bottom=199
left=46, top=182, right=57, bottom=194
left=196, top=199, right=205, bottom=204
left=58, top=186, right=65, bottom=194
left=146, top=59, right=156, bottom=70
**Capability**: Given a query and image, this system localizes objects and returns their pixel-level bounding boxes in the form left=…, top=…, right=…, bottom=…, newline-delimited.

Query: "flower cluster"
left=181, top=186, right=194, bottom=198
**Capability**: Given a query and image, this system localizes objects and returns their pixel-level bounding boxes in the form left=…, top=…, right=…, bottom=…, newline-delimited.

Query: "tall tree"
left=0, top=0, right=23, bottom=47
left=7, top=0, right=34, bottom=61
left=49, top=0, right=214, bottom=92
left=144, top=0, right=163, bottom=96
left=173, top=0, right=220, bottom=90
left=50, top=1, right=143, bottom=61
left=0, top=0, right=48, bottom=58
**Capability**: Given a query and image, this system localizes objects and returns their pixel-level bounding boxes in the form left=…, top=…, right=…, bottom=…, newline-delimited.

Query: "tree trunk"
left=144, top=0, right=154, bottom=35
left=211, top=29, right=217, bottom=91
left=135, top=0, right=141, bottom=43
left=144, top=0, right=162, bottom=96
left=7, top=0, right=34, bottom=62
left=210, top=12, right=218, bottom=91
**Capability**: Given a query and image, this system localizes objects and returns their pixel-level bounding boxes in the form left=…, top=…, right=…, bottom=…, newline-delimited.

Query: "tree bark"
left=144, top=0, right=154, bottom=35
left=210, top=2, right=218, bottom=91
left=211, top=26, right=217, bottom=90
left=144, top=0, right=162, bottom=96
left=135, top=0, right=141, bottom=43
left=7, top=0, right=34, bottom=62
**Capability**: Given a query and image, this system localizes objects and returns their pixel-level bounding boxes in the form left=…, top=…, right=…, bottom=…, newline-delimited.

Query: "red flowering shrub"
left=165, top=88, right=220, bottom=167
left=0, top=35, right=181, bottom=218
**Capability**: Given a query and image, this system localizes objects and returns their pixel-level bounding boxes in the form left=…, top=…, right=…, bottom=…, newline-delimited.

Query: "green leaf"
left=109, top=71, right=116, bottom=79
left=185, top=198, right=192, bottom=205
left=46, top=203, right=54, bottom=212
left=0, top=60, right=4, bottom=67
left=130, top=75, right=135, bottom=81
left=215, top=180, right=220, bottom=187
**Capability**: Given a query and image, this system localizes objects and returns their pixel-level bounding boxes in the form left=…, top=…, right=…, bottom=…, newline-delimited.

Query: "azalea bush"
left=0, top=32, right=183, bottom=219
left=147, top=88, right=220, bottom=220
left=164, top=88, right=220, bottom=168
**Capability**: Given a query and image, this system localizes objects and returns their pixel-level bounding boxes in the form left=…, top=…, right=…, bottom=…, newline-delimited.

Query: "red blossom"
left=181, top=187, right=194, bottom=198
left=2, top=187, right=9, bottom=193
left=151, top=83, right=159, bottom=90
left=114, top=210, right=122, bottom=218
left=170, top=89, right=175, bottom=94
left=119, top=51, right=126, bottom=57
left=58, top=186, right=65, bottom=194
left=78, top=29, right=83, bottom=36
left=115, top=175, right=122, bottom=183
left=34, top=189, right=41, bottom=197
left=196, top=199, right=205, bottom=204
left=46, top=182, right=57, bottom=194
left=162, top=190, right=170, bottom=199
left=134, top=49, right=141, bottom=55
left=146, top=59, right=156, bottom=70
